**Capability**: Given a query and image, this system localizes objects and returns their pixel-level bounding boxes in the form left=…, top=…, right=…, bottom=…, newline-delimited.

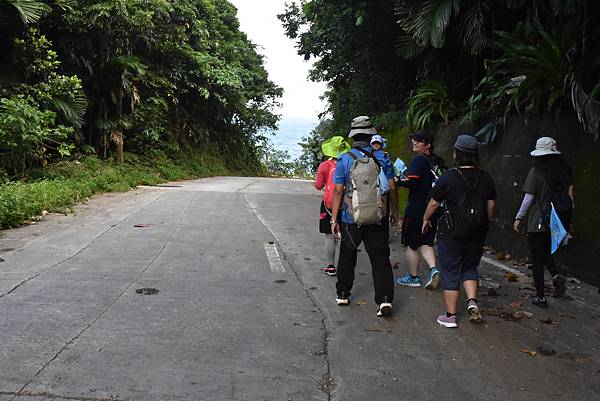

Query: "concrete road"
left=0, top=177, right=598, bottom=401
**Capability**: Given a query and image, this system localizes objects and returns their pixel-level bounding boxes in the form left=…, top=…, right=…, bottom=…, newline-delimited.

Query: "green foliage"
left=405, top=80, right=455, bottom=130
left=0, top=150, right=230, bottom=229
left=0, top=0, right=281, bottom=178
left=465, top=11, right=600, bottom=139
left=0, top=96, right=73, bottom=176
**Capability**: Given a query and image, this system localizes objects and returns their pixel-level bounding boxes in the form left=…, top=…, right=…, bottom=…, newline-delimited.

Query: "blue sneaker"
left=397, top=274, right=422, bottom=287
left=424, top=267, right=441, bottom=290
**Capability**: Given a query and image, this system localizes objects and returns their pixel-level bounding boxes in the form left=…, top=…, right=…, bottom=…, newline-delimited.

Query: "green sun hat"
left=321, top=136, right=351, bottom=159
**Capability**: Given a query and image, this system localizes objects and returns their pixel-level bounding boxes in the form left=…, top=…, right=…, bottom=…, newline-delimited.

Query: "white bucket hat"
left=530, top=137, right=561, bottom=157
left=348, top=115, right=377, bottom=138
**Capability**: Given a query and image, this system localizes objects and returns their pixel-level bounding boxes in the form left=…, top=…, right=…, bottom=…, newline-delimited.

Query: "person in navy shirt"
left=330, top=116, right=398, bottom=317
left=396, top=129, right=446, bottom=290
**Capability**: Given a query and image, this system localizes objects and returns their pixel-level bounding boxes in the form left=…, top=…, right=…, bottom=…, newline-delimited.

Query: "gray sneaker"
left=467, top=300, right=482, bottom=323
left=437, top=314, right=458, bottom=328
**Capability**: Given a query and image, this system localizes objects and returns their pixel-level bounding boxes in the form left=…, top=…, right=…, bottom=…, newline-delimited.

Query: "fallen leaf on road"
left=520, top=349, right=537, bottom=357
left=135, top=288, right=159, bottom=295
left=356, top=300, right=368, bottom=306
left=134, top=224, right=152, bottom=228
left=536, top=346, right=556, bottom=356
left=505, top=271, right=519, bottom=282
left=510, top=301, right=524, bottom=308
left=539, top=317, right=558, bottom=326
left=496, top=251, right=507, bottom=260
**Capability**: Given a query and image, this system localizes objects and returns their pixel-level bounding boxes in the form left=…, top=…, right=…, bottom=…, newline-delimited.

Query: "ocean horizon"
left=264, top=117, right=319, bottom=160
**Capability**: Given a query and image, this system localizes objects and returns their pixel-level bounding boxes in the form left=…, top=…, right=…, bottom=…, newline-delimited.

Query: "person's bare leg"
left=444, top=290, right=460, bottom=314
left=420, top=245, right=437, bottom=268
left=406, top=247, right=420, bottom=276
left=463, top=280, right=478, bottom=300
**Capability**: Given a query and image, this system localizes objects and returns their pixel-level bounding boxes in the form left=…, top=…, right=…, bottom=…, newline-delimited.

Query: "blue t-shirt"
left=334, top=146, right=395, bottom=224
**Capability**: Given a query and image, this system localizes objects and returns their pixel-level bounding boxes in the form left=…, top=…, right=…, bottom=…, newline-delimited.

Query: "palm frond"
left=49, top=91, right=88, bottom=129
left=395, top=35, right=427, bottom=60
left=2, top=0, right=51, bottom=25
left=430, top=0, right=460, bottom=48
left=569, top=74, right=600, bottom=140
left=457, top=2, right=488, bottom=55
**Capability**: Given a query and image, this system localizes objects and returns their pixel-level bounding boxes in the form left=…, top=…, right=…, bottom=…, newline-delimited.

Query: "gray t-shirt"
left=522, top=166, right=573, bottom=233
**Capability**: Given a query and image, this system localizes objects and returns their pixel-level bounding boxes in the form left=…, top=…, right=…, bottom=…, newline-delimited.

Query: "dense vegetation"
left=0, top=0, right=281, bottom=180
left=281, top=0, right=600, bottom=168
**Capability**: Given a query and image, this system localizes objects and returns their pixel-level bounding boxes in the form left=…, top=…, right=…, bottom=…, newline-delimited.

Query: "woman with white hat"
left=513, top=137, right=574, bottom=308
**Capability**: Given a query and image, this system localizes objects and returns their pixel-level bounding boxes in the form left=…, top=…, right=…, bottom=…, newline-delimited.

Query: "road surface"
left=1, top=177, right=599, bottom=401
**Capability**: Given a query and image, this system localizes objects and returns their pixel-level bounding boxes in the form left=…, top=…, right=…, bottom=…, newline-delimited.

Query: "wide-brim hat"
left=321, top=136, right=351, bottom=158
left=348, top=115, right=377, bottom=137
left=530, top=136, right=561, bottom=156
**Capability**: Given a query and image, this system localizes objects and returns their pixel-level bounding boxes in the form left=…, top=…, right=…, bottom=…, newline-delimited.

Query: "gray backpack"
left=346, top=149, right=384, bottom=225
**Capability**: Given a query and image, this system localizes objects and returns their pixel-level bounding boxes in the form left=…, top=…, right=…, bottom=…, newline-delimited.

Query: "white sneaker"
left=336, top=297, right=349, bottom=306
left=377, top=302, right=392, bottom=317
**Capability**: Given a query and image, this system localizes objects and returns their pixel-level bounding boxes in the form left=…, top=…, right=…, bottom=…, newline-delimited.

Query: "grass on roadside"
left=0, top=151, right=230, bottom=230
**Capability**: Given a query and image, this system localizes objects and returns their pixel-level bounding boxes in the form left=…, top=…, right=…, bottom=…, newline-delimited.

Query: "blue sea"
left=265, top=117, right=319, bottom=160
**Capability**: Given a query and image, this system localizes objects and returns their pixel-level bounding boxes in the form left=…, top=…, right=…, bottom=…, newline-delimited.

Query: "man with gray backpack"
left=330, top=116, right=398, bottom=317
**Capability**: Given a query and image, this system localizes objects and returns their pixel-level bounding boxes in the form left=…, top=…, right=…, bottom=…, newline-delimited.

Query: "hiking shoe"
left=467, top=300, right=482, bottom=323
left=324, top=265, right=337, bottom=276
left=532, top=296, right=548, bottom=308
left=377, top=302, right=392, bottom=317
left=397, top=274, right=422, bottom=287
left=424, top=267, right=440, bottom=290
left=437, top=314, right=458, bottom=328
left=552, top=275, right=566, bottom=298
left=336, top=295, right=349, bottom=306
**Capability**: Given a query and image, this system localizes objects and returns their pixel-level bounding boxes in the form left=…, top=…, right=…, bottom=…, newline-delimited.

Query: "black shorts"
left=401, top=214, right=437, bottom=250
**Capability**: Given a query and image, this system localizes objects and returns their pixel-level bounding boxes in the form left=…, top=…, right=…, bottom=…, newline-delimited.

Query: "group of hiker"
left=314, top=115, right=574, bottom=327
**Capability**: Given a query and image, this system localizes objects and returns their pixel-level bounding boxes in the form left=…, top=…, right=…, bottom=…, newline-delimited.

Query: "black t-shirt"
left=431, top=167, right=497, bottom=249
left=402, top=154, right=446, bottom=216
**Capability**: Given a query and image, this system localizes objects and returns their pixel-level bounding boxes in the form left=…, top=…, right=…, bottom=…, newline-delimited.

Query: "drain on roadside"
left=135, top=288, right=159, bottom=295
left=274, top=280, right=287, bottom=284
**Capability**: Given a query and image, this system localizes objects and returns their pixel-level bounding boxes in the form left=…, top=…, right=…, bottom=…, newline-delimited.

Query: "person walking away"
left=422, top=135, right=497, bottom=328
left=315, top=136, right=351, bottom=276
left=330, top=116, right=399, bottom=317
left=396, top=129, right=446, bottom=289
left=513, top=137, right=573, bottom=308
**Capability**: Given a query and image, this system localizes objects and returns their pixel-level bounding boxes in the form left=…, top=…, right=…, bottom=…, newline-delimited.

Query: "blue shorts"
left=437, top=238, right=482, bottom=290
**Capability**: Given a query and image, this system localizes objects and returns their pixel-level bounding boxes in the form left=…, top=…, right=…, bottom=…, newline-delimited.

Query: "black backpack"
left=540, top=181, right=573, bottom=231
left=447, top=168, right=489, bottom=240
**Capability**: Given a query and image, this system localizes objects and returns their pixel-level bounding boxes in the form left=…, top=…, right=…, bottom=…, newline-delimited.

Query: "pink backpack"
left=323, top=160, right=337, bottom=209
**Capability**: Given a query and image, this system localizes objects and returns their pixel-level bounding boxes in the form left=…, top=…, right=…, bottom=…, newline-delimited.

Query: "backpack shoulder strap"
left=357, top=147, right=381, bottom=169
left=454, top=167, right=481, bottom=190
left=347, top=151, right=358, bottom=160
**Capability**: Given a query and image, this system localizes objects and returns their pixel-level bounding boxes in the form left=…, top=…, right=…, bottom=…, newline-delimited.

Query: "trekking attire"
left=433, top=168, right=497, bottom=289
left=332, top=116, right=396, bottom=316
left=428, top=134, right=497, bottom=328
left=515, top=137, right=572, bottom=306
left=398, top=153, right=446, bottom=250
left=396, top=130, right=446, bottom=289
left=315, top=136, right=351, bottom=276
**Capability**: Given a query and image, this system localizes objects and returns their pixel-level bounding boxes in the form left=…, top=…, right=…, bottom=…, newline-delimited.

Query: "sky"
left=229, top=0, right=327, bottom=121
